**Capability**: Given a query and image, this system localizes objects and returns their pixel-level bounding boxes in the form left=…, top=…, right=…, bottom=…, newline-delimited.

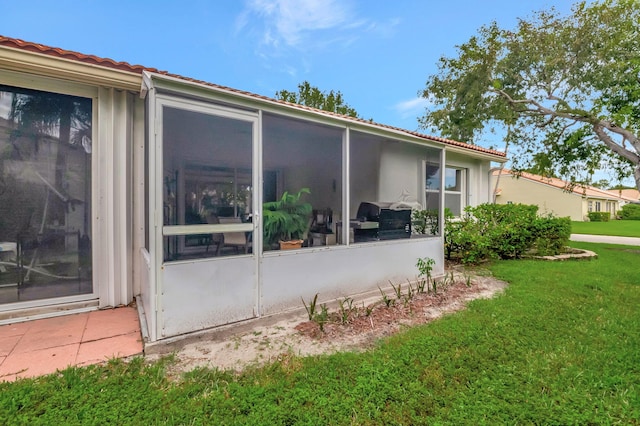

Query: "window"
left=595, top=201, right=601, bottom=212
left=0, top=84, right=93, bottom=303
left=426, top=164, right=466, bottom=216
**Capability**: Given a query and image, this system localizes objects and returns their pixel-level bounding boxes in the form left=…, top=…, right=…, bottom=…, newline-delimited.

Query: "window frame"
left=425, top=163, right=466, bottom=217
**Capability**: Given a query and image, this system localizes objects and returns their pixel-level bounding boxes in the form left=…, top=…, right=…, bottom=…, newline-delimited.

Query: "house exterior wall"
left=378, top=141, right=430, bottom=204
left=260, top=238, right=443, bottom=316
left=493, top=174, right=584, bottom=220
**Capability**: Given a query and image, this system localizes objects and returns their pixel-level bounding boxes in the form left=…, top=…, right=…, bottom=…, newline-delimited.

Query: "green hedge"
left=533, top=215, right=572, bottom=256
left=445, top=203, right=571, bottom=263
left=619, top=203, right=640, bottom=220
left=587, top=211, right=610, bottom=222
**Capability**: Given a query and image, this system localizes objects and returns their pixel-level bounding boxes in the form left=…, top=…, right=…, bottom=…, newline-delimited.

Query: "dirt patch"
left=147, top=269, right=508, bottom=375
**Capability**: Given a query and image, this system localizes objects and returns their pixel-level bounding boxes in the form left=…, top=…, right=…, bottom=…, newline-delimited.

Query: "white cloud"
left=394, top=97, right=431, bottom=119
left=238, top=0, right=397, bottom=51
left=242, top=0, right=354, bottom=47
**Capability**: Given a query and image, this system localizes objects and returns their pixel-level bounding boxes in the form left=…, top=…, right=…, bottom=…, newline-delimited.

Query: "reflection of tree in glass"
left=13, top=89, right=88, bottom=225
left=0, top=86, right=92, bottom=257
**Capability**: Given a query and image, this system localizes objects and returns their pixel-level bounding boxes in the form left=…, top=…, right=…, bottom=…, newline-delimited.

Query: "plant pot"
left=279, top=239, right=304, bottom=250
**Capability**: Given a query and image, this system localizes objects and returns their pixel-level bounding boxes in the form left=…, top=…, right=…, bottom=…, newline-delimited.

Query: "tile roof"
left=609, top=188, right=640, bottom=201
left=0, top=35, right=506, bottom=159
left=493, top=169, right=637, bottom=202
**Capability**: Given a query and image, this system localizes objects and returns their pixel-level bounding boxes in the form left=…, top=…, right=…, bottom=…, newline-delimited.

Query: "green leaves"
left=419, top=0, right=640, bottom=189
left=275, top=81, right=359, bottom=118
left=445, top=203, right=571, bottom=263
left=262, top=188, right=312, bottom=246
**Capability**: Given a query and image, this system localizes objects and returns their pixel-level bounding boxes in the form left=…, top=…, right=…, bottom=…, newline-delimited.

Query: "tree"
left=419, top=0, right=640, bottom=191
left=591, top=179, right=611, bottom=190
left=276, top=81, right=359, bottom=118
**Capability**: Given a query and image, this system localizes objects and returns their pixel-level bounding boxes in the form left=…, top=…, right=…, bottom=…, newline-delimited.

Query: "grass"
left=571, top=219, right=640, bottom=237
left=1, top=241, right=639, bottom=424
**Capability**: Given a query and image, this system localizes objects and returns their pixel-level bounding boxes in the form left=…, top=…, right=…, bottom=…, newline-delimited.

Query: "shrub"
left=587, top=211, right=610, bottom=222
left=412, top=208, right=453, bottom=235
left=533, top=215, right=571, bottom=256
left=619, top=203, right=640, bottom=220
left=445, top=203, right=571, bottom=263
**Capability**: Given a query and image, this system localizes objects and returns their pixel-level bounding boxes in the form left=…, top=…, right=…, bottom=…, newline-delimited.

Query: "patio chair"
left=218, top=217, right=251, bottom=254
left=204, top=213, right=223, bottom=255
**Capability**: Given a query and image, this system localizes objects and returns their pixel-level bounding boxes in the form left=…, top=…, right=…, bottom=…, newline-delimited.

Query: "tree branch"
left=491, top=88, right=640, bottom=164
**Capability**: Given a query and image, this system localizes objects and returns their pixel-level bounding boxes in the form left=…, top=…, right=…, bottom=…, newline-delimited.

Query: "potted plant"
left=263, top=188, right=312, bottom=250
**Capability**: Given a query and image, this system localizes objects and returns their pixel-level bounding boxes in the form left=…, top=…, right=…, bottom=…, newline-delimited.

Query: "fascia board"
left=0, top=46, right=141, bottom=91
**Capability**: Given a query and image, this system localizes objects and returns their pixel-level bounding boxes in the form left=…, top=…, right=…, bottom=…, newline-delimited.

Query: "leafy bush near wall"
left=445, top=203, right=571, bottom=263
left=619, top=203, right=640, bottom=220
left=412, top=208, right=453, bottom=235
left=587, top=211, right=610, bottom=222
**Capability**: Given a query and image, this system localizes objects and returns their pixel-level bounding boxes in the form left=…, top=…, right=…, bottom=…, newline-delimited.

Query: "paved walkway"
left=570, top=234, right=640, bottom=246
left=0, top=307, right=142, bottom=382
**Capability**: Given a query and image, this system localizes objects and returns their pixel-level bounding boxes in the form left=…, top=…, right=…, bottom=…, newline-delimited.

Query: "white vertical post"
left=343, top=127, right=350, bottom=246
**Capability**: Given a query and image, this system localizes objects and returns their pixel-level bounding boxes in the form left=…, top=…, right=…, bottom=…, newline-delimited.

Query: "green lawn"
left=572, top=219, right=640, bottom=237
left=1, top=242, right=639, bottom=424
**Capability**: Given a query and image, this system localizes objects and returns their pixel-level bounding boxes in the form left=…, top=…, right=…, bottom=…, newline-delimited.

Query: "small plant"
left=416, top=257, right=435, bottom=278
left=302, top=293, right=319, bottom=320
left=379, top=286, right=395, bottom=307
left=315, top=304, right=329, bottom=332
left=402, top=280, right=416, bottom=307
left=446, top=271, right=455, bottom=289
left=337, top=297, right=356, bottom=324
left=364, top=303, right=375, bottom=317
left=416, top=257, right=435, bottom=294
left=464, top=274, right=472, bottom=287
left=263, top=188, right=313, bottom=248
left=390, top=281, right=403, bottom=300
left=406, top=280, right=414, bottom=300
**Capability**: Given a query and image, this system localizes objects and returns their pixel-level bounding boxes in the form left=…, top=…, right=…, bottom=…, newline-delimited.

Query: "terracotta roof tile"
left=0, top=35, right=506, bottom=159
left=0, top=35, right=159, bottom=74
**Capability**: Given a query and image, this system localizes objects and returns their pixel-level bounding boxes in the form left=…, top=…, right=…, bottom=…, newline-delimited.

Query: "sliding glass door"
left=0, top=85, right=93, bottom=304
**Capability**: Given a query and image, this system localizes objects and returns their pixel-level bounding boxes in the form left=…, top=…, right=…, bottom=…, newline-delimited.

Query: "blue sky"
left=3, top=0, right=576, bottom=136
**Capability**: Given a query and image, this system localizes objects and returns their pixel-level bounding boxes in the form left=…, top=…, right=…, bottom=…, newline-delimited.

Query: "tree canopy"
left=419, top=0, right=640, bottom=190
left=275, top=81, right=359, bottom=118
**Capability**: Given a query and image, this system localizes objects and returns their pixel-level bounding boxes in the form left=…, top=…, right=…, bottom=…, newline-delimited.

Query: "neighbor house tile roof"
left=0, top=35, right=506, bottom=159
left=493, top=169, right=637, bottom=202
left=608, top=188, right=640, bottom=201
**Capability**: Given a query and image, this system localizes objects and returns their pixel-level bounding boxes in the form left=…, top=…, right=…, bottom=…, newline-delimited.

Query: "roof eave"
left=0, top=44, right=142, bottom=91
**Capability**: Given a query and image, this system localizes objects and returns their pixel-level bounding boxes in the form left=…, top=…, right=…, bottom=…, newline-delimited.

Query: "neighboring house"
left=608, top=188, right=640, bottom=204
left=0, top=36, right=505, bottom=342
left=492, top=169, right=635, bottom=221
